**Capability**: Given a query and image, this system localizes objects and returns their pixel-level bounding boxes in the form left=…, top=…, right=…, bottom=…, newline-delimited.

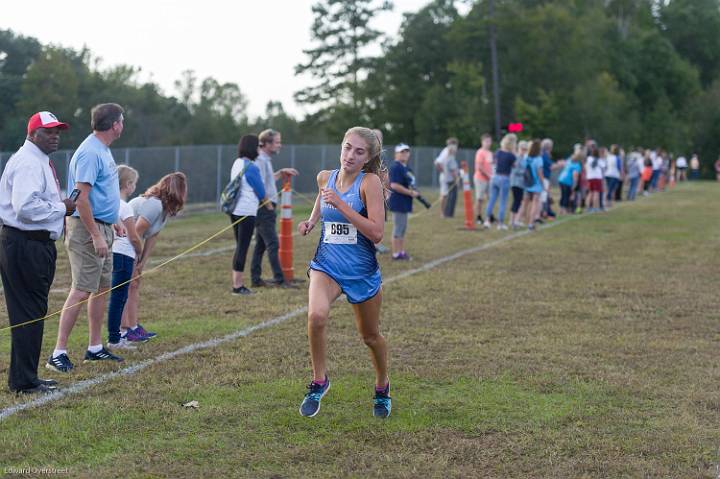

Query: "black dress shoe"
left=37, top=378, right=58, bottom=386
left=16, top=383, right=58, bottom=395
left=251, top=279, right=268, bottom=288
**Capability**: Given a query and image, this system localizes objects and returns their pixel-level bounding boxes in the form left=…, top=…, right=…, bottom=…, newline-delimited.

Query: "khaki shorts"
left=474, top=178, right=489, bottom=201
left=66, top=217, right=114, bottom=293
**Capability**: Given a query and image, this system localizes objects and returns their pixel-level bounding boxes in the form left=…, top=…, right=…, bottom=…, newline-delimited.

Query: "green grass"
left=0, top=183, right=719, bottom=478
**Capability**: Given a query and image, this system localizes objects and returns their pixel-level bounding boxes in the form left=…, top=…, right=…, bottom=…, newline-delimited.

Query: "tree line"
left=2, top=0, right=720, bottom=175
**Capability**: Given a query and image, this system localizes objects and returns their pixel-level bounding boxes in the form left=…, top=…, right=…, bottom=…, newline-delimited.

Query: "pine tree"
left=294, top=0, right=393, bottom=113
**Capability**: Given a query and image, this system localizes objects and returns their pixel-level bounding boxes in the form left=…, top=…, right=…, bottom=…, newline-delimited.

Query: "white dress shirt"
left=0, top=140, right=66, bottom=240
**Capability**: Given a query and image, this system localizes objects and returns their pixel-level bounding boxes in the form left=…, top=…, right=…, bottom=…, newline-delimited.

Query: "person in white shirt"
left=604, top=145, right=623, bottom=208
left=585, top=146, right=605, bottom=212
left=229, top=135, right=269, bottom=295
left=0, top=111, right=75, bottom=394
left=675, top=155, right=688, bottom=182
left=434, top=138, right=459, bottom=218
left=106, top=165, right=143, bottom=348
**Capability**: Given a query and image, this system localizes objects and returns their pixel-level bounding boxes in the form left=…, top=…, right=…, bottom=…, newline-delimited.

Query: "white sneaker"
left=482, top=221, right=491, bottom=229
left=497, top=224, right=509, bottom=231
left=107, top=338, right=137, bottom=350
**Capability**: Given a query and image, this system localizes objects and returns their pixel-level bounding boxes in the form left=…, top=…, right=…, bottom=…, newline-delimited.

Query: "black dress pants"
left=0, top=227, right=56, bottom=391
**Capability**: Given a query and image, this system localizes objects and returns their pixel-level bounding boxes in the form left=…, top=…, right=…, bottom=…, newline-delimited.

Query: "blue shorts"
left=308, top=266, right=382, bottom=304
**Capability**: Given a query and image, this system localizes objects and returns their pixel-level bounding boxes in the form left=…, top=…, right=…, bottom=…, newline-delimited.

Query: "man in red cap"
left=0, top=111, right=77, bottom=394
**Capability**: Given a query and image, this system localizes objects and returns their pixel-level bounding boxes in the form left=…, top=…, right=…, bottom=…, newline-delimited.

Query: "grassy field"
left=0, top=182, right=719, bottom=478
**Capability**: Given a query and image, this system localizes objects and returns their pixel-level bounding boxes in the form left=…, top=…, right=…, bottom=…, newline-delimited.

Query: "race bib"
left=324, top=222, right=357, bottom=244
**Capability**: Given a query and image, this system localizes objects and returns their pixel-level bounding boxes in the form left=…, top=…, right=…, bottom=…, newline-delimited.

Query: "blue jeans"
left=627, top=177, right=639, bottom=200
left=605, top=177, right=620, bottom=201
left=486, top=175, right=511, bottom=223
left=650, top=170, right=661, bottom=189
left=107, top=253, right=135, bottom=343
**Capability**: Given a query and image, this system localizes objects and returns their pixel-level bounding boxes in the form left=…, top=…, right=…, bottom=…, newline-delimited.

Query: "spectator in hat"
left=388, top=143, right=419, bottom=260
left=0, top=111, right=76, bottom=394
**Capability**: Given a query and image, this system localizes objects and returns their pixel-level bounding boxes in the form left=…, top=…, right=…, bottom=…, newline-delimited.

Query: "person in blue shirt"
left=388, top=143, right=419, bottom=260
left=558, top=151, right=584, bottom=214
left=297, top=127, right=391, bottom=419
left=524, top=139, right=546, bottom=230
left=49, top=103, right=125, bottom=373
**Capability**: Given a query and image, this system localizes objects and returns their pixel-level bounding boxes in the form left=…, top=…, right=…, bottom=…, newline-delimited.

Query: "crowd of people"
left=0, top=105, right=712, bottom=422
left=432, top=134, right=704, bottom=231
left=0, top=108, right=394, bottom=419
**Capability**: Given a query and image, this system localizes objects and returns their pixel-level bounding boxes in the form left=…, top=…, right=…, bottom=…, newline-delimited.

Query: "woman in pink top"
left=474, top=133, right=493, bottom=224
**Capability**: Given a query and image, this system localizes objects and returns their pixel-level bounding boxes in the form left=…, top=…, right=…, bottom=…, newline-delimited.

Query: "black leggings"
left=231, top=215, right=256, bottom=272
left=510, top=186, right=524, bottom=213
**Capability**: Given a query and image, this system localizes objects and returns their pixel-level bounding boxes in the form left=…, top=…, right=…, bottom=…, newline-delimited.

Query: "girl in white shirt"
left=107, top=166, right=143, bottom=349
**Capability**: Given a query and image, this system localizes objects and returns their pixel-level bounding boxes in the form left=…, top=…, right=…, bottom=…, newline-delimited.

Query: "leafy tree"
left=659, top=0, right=720, bottom=87
left=295, top=0, right=393, bottom=113
left=366, top=0, right=459, bottom=144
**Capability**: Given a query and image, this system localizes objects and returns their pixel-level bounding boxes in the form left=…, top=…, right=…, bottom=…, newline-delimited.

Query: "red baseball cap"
left=27, top=111, right=69, bottom=135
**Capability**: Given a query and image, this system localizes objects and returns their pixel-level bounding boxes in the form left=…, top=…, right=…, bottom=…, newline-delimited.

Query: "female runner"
left=297, top=126, right=390, bottom=418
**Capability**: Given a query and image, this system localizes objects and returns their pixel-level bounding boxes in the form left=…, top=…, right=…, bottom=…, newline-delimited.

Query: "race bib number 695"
left=324, top=221, right=357, bottom=244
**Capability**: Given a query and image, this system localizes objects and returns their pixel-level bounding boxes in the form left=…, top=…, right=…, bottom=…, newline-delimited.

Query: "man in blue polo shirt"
left=48, top=103, right=124, bottom=373
left=388, top=143, right=419, bottom=260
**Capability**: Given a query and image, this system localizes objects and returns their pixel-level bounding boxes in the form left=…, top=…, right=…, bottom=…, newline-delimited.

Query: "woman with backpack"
left=523, top=139, right=545, bottom=230
left=228, top=135, right=269, bottom=295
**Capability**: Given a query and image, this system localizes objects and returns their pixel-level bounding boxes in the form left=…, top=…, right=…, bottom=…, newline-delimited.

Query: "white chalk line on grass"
left=0, top=213, right=586, bottom=421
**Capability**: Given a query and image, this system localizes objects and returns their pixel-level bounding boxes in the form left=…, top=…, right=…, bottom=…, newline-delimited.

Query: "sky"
left=0, top=0, right=448, bottom=118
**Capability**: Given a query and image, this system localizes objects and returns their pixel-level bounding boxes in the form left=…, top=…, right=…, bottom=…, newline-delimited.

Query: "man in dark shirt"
left=388, top=144, right=419, bottom=260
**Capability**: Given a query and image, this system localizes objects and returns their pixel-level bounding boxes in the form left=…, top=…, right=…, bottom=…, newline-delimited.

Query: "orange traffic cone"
left=278, top=174, right=294, bottom=281
left=460, top=161, right=475, bottom=230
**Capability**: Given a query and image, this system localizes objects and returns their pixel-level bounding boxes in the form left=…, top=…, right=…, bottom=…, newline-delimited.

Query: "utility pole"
left=489, top=0, right=502, bottom=141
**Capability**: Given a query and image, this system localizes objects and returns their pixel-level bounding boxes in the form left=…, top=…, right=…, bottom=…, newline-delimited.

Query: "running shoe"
left=84, top=347, right=123, bottom=363
left=125, top=328, right=149, bottom=343
left=46, top=353, right=74, bottom=373
left=373, top=385, right=392, bottom=419
left=299, top=377, right=331, bottom=417
left=136, top=324, right=157, bottom=339
left=497, top=224, right=509, bottom=231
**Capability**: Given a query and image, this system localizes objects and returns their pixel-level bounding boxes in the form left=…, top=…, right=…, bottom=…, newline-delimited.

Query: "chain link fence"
left=0, top=144, right=478, bottom=205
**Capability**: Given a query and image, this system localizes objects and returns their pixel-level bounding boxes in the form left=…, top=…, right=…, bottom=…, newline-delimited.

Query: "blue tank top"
left=310, top=170, right=379, bottom=280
